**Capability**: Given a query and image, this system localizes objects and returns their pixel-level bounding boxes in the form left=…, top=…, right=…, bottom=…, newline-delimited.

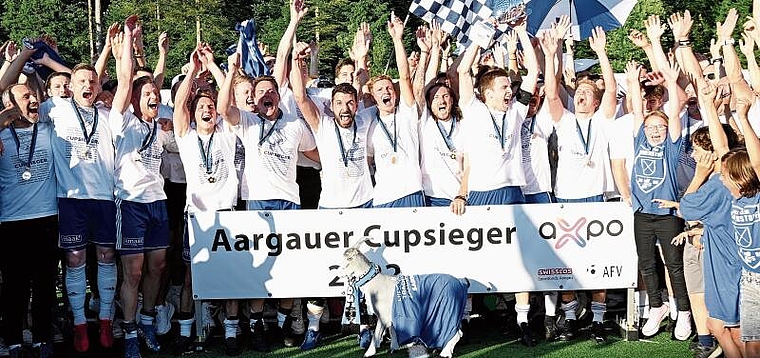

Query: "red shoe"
left=73, top=323, right=89, bottom=352
left=99, top=319, right=114, bottom=348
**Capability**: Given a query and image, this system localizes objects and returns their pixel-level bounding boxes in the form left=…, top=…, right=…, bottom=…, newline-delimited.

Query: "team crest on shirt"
left=732, top=203, right=760, bottom=269
left=634, top=144, right=666, bottom=194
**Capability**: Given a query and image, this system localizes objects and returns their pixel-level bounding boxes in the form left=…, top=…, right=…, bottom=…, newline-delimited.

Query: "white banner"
left=188, top=203, right=637, bottom=299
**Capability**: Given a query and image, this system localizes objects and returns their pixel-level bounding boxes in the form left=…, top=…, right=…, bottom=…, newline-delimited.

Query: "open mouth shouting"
left=147, top=101, right=159, bottom=110
left=381, top=95, right=392, bottom=106
left=200, top=112, right=213, bottom=122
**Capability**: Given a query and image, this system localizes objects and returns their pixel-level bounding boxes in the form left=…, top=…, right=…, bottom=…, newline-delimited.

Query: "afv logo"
left=538, top=217, right=624, bottom=249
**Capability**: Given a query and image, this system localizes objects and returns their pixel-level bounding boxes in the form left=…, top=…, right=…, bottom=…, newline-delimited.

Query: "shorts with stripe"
left=58, top=198, right=116, bottom=250
left=116, top=199, right=169, bottom=254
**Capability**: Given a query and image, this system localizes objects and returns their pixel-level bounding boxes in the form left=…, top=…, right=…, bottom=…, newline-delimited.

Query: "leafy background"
left=0, top=0, right=752, bottom=88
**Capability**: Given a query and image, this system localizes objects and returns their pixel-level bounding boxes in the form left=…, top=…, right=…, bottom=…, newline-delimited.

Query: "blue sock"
left=698, top=334, right=714, bottom=348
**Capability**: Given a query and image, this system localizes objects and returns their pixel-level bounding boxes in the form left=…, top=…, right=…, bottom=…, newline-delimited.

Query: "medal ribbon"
left=334, top=119, right=357, bottom=167
left=71, top=100, right=99, bottom=146
left=9, top=122, right=38, bottom=171
left=435, top=116, right=457, bottom=152
left=375, top=109, right=397, bottom=152
left=575, top=118, right=592, bottom=155
left=257, top=111, right=282, bottom=147
left=490, top=111, right=507, bottom=150
left=197, top=132, right=215, bottom=174
left=138, top=119, right=158, bottom=155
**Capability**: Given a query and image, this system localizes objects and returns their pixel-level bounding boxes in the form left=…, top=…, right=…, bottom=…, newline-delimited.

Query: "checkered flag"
left=408, top=0, right=509, bottom=50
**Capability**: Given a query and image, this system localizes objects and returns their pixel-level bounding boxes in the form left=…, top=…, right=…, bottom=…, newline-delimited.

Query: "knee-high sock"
left=224, top=318, right=239, bottom=338
left=515, top=304, right=531, bottom=325
left=97, top=261, right=117, bottom=321
left=66, top=264, right=87, bottom=325
left=591, top=301, right=606, bottom=323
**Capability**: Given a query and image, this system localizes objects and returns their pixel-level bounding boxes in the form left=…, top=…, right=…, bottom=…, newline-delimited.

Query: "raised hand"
left=292, top=41, right=310, bottom=61
left=644, top=14, right=667, bottom=41
left=624, top=60, right=641, bottom=84
left=158, top=32, right=169, bottom=55
left=290, top=0, right=308, bottom=23
left=589, top=26, right=607, bottom=53
left=553, top=15, right=571, bottom=40
left=668, top=10, right=693, bottom=41
left=740, top=31, right=755, bottom=56
left=387, top=11, right=404, bottom=40
left=628, top=29, right=650, bottom=48
left=504, top=29, right=518, bottom=56
left=717, top=8, right=739, bottom=42
left=415, top=25, right=431, bottom=52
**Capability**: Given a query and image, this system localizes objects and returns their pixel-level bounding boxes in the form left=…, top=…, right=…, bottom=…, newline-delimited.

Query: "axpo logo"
left=538, top=217, right=624, bottom=249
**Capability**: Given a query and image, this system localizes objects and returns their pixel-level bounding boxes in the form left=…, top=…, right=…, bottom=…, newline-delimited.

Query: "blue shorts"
left=247, top=199, right=300, bottom=211
left=116, top=199, right=170, bottom=254
left=319, top=200, right=373, bottom=209
left=425, top=196, right=452, bottom=207
left=373, top=191, right=425, bottom=208
left=468, top=186, right=524, bottom=206
left=555, top=194, right=605, bottom=203
left=58, top=198, right=116, bottom=250
left=524, top=192, right=554, bottom=204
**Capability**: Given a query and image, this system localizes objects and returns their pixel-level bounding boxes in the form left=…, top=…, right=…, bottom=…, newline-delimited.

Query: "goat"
left=342, top=238, right=469, bottom=357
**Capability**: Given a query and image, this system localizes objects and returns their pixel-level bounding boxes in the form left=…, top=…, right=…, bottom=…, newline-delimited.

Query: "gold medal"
left=391, top=153, right=397, bottom=164
left=207, top=177, right=216, bottom=183
left=449, top=152, right=457, bottom=160
left=586, top=158, right=595, bottom=168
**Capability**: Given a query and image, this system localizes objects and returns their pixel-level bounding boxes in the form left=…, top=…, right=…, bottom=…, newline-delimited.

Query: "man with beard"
left=290, top=41, right=373, bottom=350
left=542, top=25, right=618, bottom=344
left=110, top=16, right=176, bottom=358
left=0, top=83, right=58, bottom=358
left=360, top=12, right=424, bottom=208
left=36, top=63, right=119, bottom=353
left=218, top=49, right=319, bottom=351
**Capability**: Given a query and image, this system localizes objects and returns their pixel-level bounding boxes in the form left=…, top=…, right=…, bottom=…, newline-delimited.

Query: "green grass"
left=145, top=322, right=691, bottom=358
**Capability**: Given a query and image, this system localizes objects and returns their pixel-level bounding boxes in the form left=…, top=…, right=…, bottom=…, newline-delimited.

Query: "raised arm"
left=514, top=19, right=539, bottom=94
left=589, top=27, right=617, bottom=119
left=643, top=15, right=669, bottom=72
left=197, top=43, right=225, bottom=87
left=153, top=32, right=168, bottom=89
left=111, top=15, right=137, bottom=115
left=413, top=25, right=432, bottom=111
left=388, top=12, right=415, bottom=108
left=697, top=80, right=730, bottom=158
left=541, top=30, right=565, bottom=122
left=456, top=44, right=479, bottom=106
left=736, top=93, right=760, bottom=178
left=740, top=30, right=760, bottom=90
left=132, top=23, right=147, bottom=68
left=351, top=22, right=372, bottom=98
left=290, top=42, right=321, bottom=131
left=424, top=21, right=443, bottom=85
left=218, top=51, right=241, bottom=126
left=0, top=42, right=35, bottom=92
left=272, top=0, right=308, bottom=88
left=95, top=23, right=119, bottom=83
left=173, top=47, right=201, bottom=137
left=626, top=61, right=645, bottom=134
left=662, top=60, right=683, bottom=141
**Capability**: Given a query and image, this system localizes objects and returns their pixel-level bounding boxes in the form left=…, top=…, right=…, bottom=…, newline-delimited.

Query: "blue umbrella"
left=525, top=0, right=638, bottom=40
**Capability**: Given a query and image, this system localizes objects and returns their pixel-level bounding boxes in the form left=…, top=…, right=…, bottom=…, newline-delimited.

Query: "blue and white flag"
left=235, top=19, right=270, bottom=78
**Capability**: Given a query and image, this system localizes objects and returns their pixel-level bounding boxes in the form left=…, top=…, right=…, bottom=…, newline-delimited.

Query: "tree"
left=1, top=0, right=90, bottom=65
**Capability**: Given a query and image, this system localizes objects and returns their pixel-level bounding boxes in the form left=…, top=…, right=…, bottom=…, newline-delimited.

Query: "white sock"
left=515, top=304, right=530, bottom=325
left=97, top=261, right=117, bottom=321
left=224, top=318, right=238, bottom=338
left=306, top=303, right=323, bottom=332
left=66, top=264, right=87, bottom=325
left=669, top=297, right=678, bottom=320
left=544, top=292, right=558, bottom=317
left=140, top=313, right=155, bottom=327
left=179, top=318, right=194, bottom=337
left=277, top=311, right=287, bottom=328
left=591, top=302, right=606, bottom=323
left=561, top=300, right=578, bottom=321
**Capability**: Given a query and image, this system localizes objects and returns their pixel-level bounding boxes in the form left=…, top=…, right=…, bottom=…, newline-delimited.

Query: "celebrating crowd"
left=1, top=0, right=760, bottom=357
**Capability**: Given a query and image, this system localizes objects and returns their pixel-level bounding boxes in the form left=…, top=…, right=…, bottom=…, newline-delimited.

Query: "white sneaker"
left=156, top=303, right=175, bottom=335
left=674, top=311, right=693, bottom=341
left=641, top=304, right=669, bottom=337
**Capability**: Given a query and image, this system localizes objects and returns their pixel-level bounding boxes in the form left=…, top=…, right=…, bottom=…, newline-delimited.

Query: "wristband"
left=454, top=195, right=468, bottom=205
left=677, top=40, right=691, bottom=47
left=711, top=57, right=723, bottom=64
left=722, top=38, right=735, bottom=46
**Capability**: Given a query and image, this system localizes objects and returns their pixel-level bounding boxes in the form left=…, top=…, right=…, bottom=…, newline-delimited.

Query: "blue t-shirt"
left=731, top=193, right=760, bottom=273
left=631, top=124, right=682, bottom=215
left=680, top=174, right=740, bottom=324
left=0, top=121, right=57, bottom=222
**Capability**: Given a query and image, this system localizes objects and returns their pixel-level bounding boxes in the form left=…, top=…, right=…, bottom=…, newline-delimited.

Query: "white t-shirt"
left=362, top=102, right=423, bottom=206
left=419, top=109, right=463, bottom=200
left=459, top=97, right=527, bottom=191
left=608, top=113, right=634, bottom=175
left=0, top=121, right=57, bottom=221
left=521, top=105, right=554, bottom=195
left=546, top=108, right=614, bottom=199
left=40, top=97, right=115, bottom=200
left=313, top=115, right=373, bottom=208
left=176, top=127, right=238, bottom=213
left=233, top=110, right=316, bottom=204
left=112, top=110, right=174, bottom=203
left=280, top=86, right=322, bottom=170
